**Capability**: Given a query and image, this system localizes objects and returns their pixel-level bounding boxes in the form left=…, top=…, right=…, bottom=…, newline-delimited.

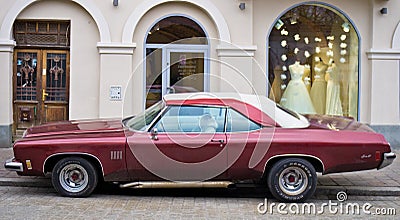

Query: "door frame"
left=12, top=49, right=70, bottom=138
left=144, top=44, right=210, bottom=107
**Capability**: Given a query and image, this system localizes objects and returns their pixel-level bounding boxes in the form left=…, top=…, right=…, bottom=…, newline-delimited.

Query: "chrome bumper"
left=378, top=152, right=396, bottom=170
left=4, top=158, right=24, bottom=172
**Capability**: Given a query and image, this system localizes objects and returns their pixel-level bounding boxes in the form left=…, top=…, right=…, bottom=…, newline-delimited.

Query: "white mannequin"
left=280, top=61, right=316, bottom=114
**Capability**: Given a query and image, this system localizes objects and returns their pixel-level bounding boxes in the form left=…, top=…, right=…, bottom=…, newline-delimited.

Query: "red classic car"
left=5, top=93, right=396, bottom=202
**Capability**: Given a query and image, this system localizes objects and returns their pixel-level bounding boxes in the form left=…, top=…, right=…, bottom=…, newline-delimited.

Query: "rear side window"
left=226, top=108, right=261, bottom=132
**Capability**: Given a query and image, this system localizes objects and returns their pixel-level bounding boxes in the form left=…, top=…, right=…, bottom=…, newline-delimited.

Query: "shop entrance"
left=13, top=49, right=69, bottom=138
left=146, top=46, right=207, bottom=107
left=145, top=15, right=209, bottom=108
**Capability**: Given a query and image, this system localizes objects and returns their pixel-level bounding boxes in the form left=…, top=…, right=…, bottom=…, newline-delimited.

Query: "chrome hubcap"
left=278, top=166, right=308, bottom=196
left=59, top=164, right=88, bottom=193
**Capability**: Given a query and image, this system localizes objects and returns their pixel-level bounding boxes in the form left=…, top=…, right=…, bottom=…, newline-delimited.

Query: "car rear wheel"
left=267, top=158, right=316, bottom=202
left=52, top=157, right=98, bottom=197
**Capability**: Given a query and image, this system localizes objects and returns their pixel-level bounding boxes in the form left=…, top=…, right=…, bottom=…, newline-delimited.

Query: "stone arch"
left=122, top=0, right=230, bottom=43
left=0, top=0, right=111, bottom=42
left=392, top=21, right=400, bottom=49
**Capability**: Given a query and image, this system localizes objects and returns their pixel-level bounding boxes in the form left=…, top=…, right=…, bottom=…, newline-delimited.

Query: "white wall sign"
left=110, top=85, right=122, bottom=101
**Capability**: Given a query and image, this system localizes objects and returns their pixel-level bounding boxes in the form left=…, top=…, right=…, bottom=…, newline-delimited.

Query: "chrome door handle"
left=211, top=139, right=225, bottom=143
left=211, top=139, right=225, bottom=147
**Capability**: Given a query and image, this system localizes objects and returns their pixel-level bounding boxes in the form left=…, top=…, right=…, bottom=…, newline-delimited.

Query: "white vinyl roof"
left=163, top=92, right=310, bottom=128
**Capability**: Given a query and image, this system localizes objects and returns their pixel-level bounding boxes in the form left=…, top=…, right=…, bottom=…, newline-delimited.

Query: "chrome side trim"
left=378, top=152, right=396, bottom=170
left=4, top=158, right=23, bottom=172
left=120, top=181, right=234, bottom=189
left=43, top=152, right=104, bottom=176
left=265, top=154, right=325, bottom=173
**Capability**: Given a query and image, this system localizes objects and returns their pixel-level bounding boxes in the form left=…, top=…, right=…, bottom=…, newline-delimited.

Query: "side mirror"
left=151, top=128, right=158, bottom=140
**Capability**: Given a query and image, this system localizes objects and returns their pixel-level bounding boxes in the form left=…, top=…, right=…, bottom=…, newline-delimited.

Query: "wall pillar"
left=0, top=40, right=15, bottom=148
left=367, top=49, right=400, bottom=148
left=97, top=43, right=136, bottom=118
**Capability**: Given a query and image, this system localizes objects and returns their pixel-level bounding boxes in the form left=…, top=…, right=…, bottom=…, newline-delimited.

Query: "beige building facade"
left=0, top=0, right=399, bottom=147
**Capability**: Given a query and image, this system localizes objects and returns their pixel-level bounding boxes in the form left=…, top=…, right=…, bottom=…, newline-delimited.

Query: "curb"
left=0, top=177, right=399, bottom=197
left=0, top=177, right=51, bottom=188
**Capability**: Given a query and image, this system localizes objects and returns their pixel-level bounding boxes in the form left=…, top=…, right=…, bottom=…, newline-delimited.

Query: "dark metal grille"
left=15, top=52, right=38, bottom=101
left=46, top=53, right=67, bottom=101
left=13, top=20, right=70, bottom=47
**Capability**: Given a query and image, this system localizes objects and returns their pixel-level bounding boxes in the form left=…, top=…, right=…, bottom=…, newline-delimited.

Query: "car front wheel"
left=52, top=157, right=98, bottom=197
left=267, top=158, right=317, bottom=202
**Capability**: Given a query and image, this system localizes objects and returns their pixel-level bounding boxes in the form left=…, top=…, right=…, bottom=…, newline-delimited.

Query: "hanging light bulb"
left=342, top=22, right=350, bottom=33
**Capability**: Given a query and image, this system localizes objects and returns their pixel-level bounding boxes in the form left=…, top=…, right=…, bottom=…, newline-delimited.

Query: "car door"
left=126, top=105, right=228, bottom=182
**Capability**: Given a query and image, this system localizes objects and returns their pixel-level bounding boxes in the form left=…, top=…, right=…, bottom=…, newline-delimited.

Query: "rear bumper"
left=4, top=158, right=23, bottom=172
left=378, top=152, right=396, bottom=170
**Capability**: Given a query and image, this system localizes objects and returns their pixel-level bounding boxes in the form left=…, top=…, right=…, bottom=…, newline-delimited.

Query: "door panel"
left=13, top=50, right=40, bottom=134
left=44, top=104, right=67, bottom=123
left=126, top=132, right=227, bottom=181
left=42, top=51, right=69, bottom=123
left=168, top=51, right=205, bottom=93
left=13, top=49, right=69, bottom=138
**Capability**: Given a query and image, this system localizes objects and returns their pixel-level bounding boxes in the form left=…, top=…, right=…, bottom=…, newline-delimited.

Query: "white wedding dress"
left=310, top=62, right=328, bottom=115
left=280, top=62, right=316, bottom=114
left=325, top=64, right=343, bottom=116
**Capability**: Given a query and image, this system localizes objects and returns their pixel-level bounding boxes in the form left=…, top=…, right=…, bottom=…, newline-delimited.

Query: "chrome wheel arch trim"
left=265, top=154, right=325, bottom=173
left=43, top=152, right=104, bottom=176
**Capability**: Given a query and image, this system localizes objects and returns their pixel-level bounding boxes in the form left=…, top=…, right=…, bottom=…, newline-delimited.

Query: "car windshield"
left=123, top=101, right=165, bottom=131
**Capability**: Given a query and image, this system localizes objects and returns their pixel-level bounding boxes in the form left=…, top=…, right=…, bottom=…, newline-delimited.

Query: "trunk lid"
left=304, top=114, right=375, bottom=132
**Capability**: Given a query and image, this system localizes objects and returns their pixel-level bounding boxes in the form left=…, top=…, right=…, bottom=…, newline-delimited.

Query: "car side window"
left=154, top=105, right=226, bottom=133
left=226, top=108, right=261, bottom=132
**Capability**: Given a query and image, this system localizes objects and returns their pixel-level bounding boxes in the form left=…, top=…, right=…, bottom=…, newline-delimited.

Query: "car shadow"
left=96, top=182, right=272, bottom=199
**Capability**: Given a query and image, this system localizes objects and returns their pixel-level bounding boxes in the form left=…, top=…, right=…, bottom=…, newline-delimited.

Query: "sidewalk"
left=1, top=148, right=399, bottom=196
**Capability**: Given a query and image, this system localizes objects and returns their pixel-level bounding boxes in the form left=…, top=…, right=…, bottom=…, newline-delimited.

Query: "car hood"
left=23, top=118, right=125, bottom=138
left=304, top=114, right=375, bottom=132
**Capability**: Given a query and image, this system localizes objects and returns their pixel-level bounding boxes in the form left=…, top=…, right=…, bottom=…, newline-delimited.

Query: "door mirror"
left=151, top=128, right=158, bottom=140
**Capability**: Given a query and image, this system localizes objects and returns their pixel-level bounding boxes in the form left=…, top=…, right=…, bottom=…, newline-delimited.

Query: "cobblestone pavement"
left=0, top=186, right=398, bottom=219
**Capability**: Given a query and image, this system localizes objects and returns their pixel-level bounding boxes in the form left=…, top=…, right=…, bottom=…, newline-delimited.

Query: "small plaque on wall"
left=110, top=85, right=122, bottom=101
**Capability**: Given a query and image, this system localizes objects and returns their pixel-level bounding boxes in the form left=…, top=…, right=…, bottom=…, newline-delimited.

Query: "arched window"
left=268, top=4, right=359, bottom=119
left=145, top=15, right=209, bottom=107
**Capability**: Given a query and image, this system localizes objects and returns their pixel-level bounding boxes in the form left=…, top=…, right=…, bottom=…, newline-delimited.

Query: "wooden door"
left=13, top=49, right=69, bottom=138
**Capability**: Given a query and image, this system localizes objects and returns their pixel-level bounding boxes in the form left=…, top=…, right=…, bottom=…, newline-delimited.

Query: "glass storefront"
left=268, top=4, right=359, bottom=118
left=145, top=16, right=208, bottom=108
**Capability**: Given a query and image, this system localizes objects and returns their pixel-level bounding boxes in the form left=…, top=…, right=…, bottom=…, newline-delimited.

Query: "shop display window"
left=268, top=4, right=359, bottom=119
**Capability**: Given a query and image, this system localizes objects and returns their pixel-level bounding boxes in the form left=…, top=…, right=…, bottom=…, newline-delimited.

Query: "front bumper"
left=378, top=152, right=396, bottom=170
left=4, top=158, right=24, bottom=172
